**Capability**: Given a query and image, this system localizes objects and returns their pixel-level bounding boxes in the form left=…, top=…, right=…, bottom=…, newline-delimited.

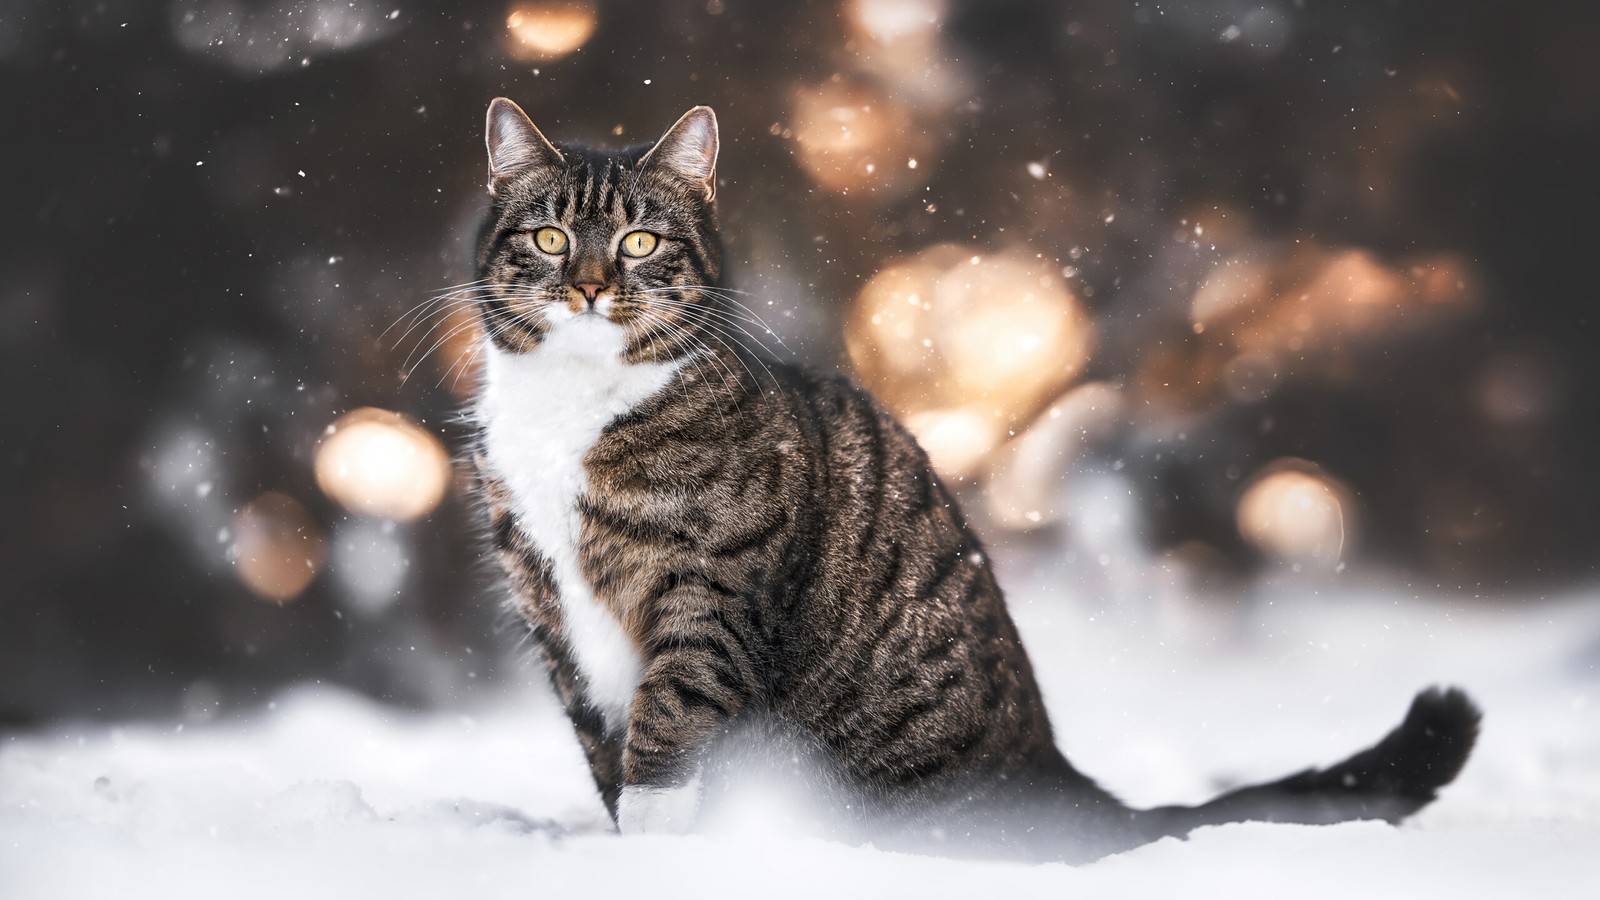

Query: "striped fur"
left=468, top=100, right=1481, bottom=862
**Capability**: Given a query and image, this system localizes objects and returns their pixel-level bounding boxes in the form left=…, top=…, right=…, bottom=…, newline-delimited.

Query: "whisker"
left=388, top=284, right=564, bottom=351
left=392, top=295, right=495, bottom=349
left=439, top=303, right=543, bottom=390
left=637, top=308, right=741, bottom=420
left=629, top=309, right=705, bottom=419
left=404, top=307, right=514, bottom=385
left=648, top=302, right=768, bottom=394
left=380, top=278, right=496, bottom=339
left=450, top=340, right=487, bottom=393
left=402, top=312, right=482, bottom=381
left=624, top=296, right=773, bottom=350
left=399, top=288, right=568, bottom=376
left=629, top=294, right=768, bottom=330
left=666, top=304, right=780, bottom=392
left=631, top=296, right=785, bottom=386
left=440, top=314, right=506, bottom=391
left=632, top=286, right=793, bottom=355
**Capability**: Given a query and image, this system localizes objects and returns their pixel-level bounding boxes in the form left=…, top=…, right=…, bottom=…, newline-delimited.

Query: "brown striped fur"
left=466, top=99, right=1480, bottom=862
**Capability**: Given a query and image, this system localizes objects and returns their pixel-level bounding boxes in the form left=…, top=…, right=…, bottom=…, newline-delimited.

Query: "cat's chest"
left=478, top=322, right=681, bottom=730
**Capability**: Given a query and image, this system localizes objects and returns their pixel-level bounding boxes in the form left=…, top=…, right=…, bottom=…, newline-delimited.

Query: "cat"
left=466, top=97, right=1480, bottom=862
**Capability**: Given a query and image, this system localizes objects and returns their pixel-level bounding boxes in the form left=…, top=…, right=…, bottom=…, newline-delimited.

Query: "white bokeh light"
left=330, top=518, right=410, bottom=616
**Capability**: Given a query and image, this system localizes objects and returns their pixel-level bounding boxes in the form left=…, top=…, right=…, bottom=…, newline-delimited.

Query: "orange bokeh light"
left=234, top=492, right=325, bottom=602
left=848, top=245, right=1093, bottom=478
left=504, top=1, right=597, bottom=61
left=315, top=408, right=452, bottom=522
left=1236, top=460, right=1356, bottom=566
left=791, top=80, right=924, bottom=195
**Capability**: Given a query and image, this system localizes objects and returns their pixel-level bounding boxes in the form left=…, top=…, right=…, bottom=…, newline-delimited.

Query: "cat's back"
left=694, top=365, right=1066, bottom=786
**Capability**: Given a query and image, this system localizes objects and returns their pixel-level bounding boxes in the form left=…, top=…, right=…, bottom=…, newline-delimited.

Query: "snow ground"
left=4, top=578, right=1599, bottom=899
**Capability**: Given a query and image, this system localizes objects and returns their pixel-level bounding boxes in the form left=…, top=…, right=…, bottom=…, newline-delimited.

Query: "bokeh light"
left=1477, top=348, right=1559, bottom=429
left=331, top=518, right=411, bottom=616
left=170, top=0, right=400, bottom=75
left=1236, top=460, right=1356, bottom=567
left=233, top=492, right=325, bottom=602
left=1164, top=246, right=1482, bottom=416
left=314, top=408, right=452, bottom=522
left=1190, top=258, right=1273, bottom=329
left=1196, top=247, right=1477, bottom=357
left=985, top=382, right=1124, bottom=530
left=791, top=80, right=925, bottom=195
left=844, top=0, right=966, bottom=108
left=904, top=407, right=1003, bottom=481
left=848, top=0, right=945, bottom=45
left=848, top=244, right=1093, bottom=478
left=504, top=1, right=597, bottom=62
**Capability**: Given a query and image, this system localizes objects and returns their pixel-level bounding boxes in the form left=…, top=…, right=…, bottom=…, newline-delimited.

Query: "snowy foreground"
left=5, top=580, right=1600, bottom=899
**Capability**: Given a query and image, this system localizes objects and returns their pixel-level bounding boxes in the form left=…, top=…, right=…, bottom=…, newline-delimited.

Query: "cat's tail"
left=1139, top=686, right=1481, bottom=840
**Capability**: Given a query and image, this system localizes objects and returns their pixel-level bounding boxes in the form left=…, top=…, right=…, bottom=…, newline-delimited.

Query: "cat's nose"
left=573, top=282, right=606, bottom=302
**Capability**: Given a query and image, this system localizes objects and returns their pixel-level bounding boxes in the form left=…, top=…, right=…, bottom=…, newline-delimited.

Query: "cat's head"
left=475, top=98, right=725, bottom=362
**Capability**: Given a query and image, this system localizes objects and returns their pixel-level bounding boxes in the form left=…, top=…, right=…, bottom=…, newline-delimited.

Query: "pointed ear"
left=485, top=97, right=563, bottom=195
left=639, top=106, right=719, bottom=201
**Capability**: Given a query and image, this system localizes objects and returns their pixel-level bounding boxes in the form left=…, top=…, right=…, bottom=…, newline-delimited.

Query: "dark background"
left=3, top=0, right=1597, bottom=726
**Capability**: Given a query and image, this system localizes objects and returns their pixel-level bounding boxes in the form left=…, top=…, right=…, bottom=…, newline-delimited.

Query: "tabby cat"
left=467, top=98, right=1479, bottom=862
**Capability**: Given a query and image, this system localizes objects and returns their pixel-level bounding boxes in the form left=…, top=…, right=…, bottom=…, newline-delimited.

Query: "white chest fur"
left=478, top=315, right=682, bottom=732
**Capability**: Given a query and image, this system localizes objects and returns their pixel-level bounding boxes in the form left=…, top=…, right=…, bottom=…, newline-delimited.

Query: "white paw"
left=617, top=776, right=702, bottom=835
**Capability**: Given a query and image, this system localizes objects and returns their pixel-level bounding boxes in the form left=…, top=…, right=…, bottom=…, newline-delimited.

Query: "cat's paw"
left=617, top=777, right=701, bottom=835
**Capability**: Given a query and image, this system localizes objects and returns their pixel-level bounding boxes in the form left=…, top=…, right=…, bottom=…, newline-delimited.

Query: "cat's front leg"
left=617, top=587, right=758, bottom=835
left=540, top=644, right=626, bottom=820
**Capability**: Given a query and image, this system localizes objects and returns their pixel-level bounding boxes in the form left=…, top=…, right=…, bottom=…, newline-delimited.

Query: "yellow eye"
left=620, top=231, right=659, bottom=258
left=533, top=227, right=568, bottom=254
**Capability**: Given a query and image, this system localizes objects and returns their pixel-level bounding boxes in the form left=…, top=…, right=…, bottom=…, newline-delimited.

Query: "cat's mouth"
left=535, top=301, right=635, bottom=341
left=550, top=302, right=616, bottom=323
left=547, top=291, right=617, bottom=318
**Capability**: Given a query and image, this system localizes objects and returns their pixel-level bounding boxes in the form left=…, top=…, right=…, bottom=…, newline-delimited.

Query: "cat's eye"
left=533, top=227, right=568, bottom=254
left=620, top=231, right=659, bottom=258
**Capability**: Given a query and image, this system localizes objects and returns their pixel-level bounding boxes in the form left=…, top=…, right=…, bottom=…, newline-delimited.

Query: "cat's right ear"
left=485, top=97, right=563, bottom=196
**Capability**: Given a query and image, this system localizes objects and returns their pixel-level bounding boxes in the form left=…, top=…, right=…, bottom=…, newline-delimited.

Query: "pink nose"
left=573, top=282, right=605, bottom=301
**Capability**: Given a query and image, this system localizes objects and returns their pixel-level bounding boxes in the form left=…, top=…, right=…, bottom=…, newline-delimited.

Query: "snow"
left=4, top=581, right=1598, bottom=898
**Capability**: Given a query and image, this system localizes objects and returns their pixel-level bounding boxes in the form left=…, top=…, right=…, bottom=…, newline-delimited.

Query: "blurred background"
left=3, top=0, right=1597, bottom=727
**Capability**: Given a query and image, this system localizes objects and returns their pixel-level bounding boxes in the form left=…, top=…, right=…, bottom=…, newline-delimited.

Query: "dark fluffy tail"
left=1142, top=686, right=1481, bottom=840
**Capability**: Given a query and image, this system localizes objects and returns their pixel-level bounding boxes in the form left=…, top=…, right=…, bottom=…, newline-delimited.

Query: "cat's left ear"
left=640, top=106, right=719, bottom=201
